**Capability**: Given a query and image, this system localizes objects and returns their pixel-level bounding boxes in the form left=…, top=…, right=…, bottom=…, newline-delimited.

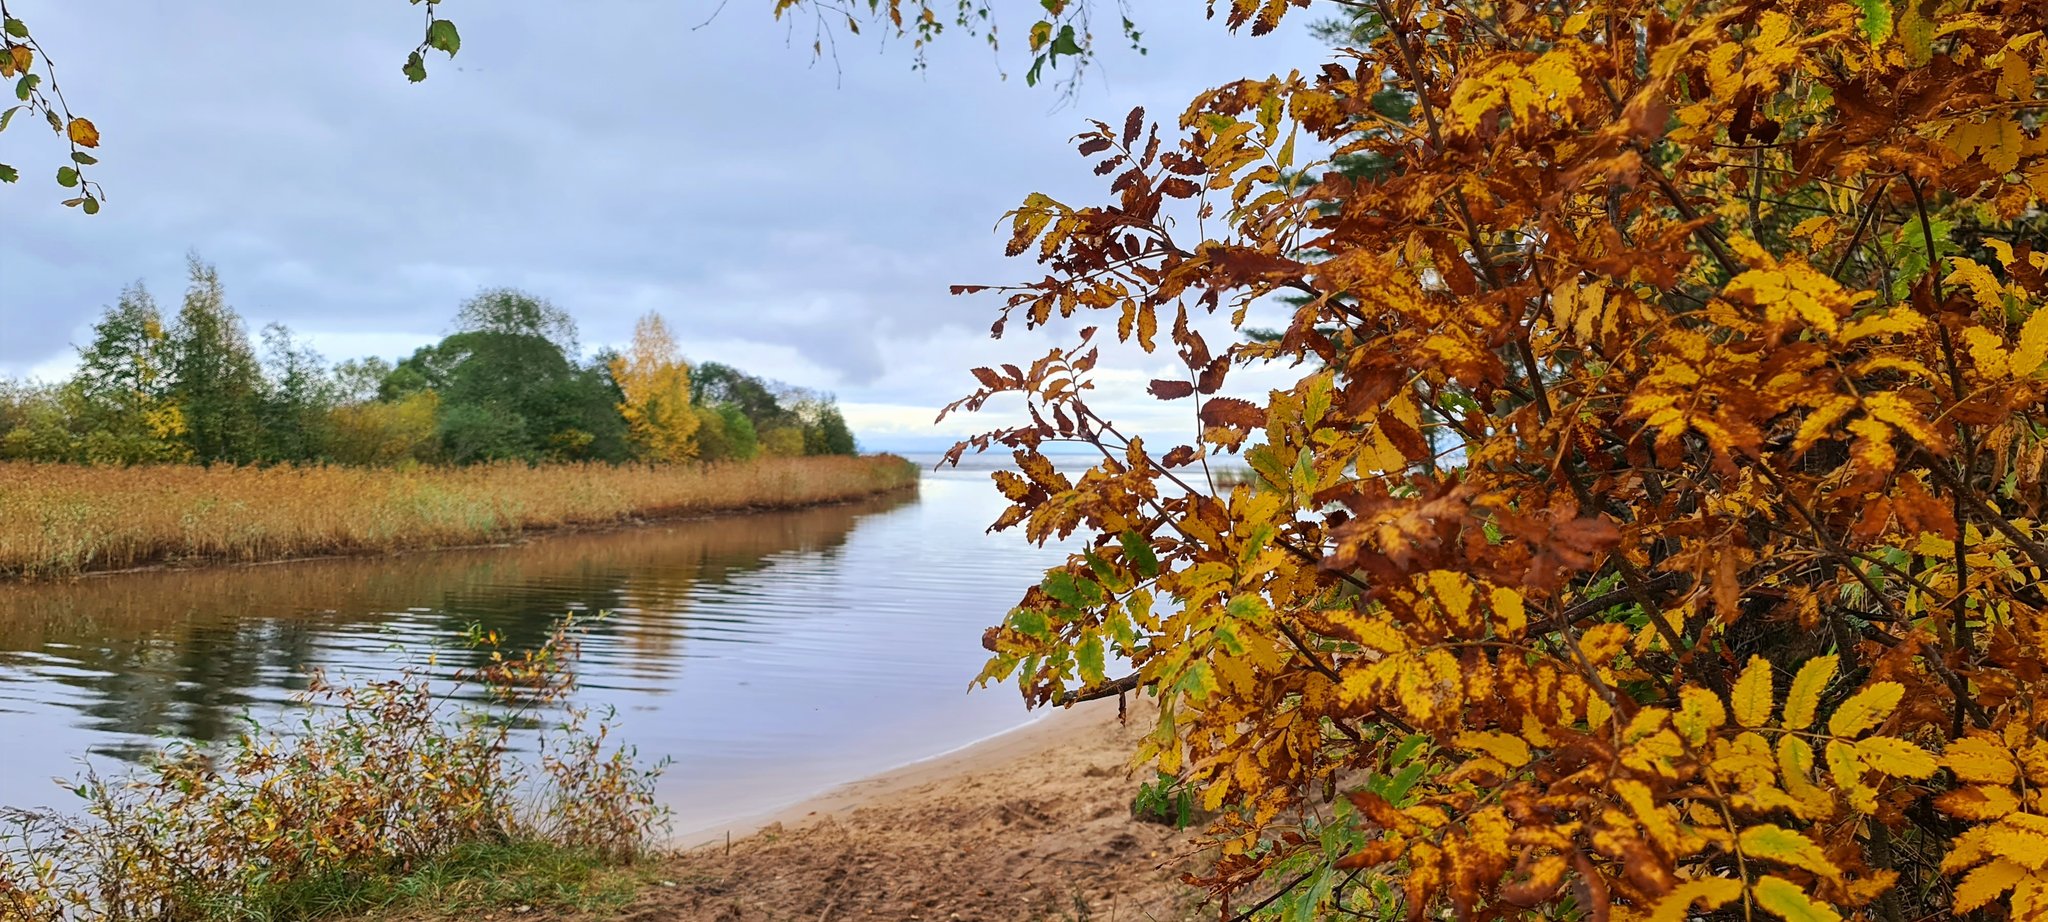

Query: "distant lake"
left=0, top=456, right=1076, bottom=835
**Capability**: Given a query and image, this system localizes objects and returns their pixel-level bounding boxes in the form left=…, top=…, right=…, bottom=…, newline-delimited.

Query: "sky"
left=0, top=2, right=1331, bottom=452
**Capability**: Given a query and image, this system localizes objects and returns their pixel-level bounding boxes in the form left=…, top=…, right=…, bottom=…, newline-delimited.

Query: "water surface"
left=0, top=461, right=1072, bottom=834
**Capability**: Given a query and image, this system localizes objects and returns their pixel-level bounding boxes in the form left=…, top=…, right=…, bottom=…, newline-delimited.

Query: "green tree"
left=61, top=283, right=188, bottom=463
left=394, top=289, right=630, bottom=463
left=805, top=404, right=856, bottom=456
left=255, top=323, right=335, bottom=462
left=166, top=258, right=263, bottom=464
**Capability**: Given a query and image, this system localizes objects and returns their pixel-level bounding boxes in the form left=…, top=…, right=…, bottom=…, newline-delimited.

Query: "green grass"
left=226, top=840, right=652, bottom=922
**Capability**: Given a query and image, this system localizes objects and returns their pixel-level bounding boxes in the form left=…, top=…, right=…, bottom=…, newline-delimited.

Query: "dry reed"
left=0, top=455, right=918, bottom=580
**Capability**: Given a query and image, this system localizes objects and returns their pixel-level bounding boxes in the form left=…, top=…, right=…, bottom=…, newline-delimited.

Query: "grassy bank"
left=1, top=616, right=668, bottom=922
left=0, top=455, right=918, bottom=580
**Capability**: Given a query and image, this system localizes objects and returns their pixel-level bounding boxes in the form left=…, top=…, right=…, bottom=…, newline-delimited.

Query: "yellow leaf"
left=1740, top=824, right=1844, bottom=883
left=2014, top=308, right=2048, bottom=377
left=1946, top=257, right=2006, bottom=311
left=1938, top=784, right=2020, bottom=820
left=1827, top=682, right=1902, bottom=737
left=1827, top=740, right=1878, bottom=814
left=1427, top=570, right=1476, bottom=627
left=1839, top=308, right=1927, bottom=344
left=1751, top=874, right=1843, bottom=922
left=1986, top=819, right=2048, bottom=870
left=1490, top=586, right=1526, bottom=637
left=1954, top=858, right=2026, bottom=913
left=1455, top=730, right=1532, bottom=768
left=1782, top=655, right=1836, bottom=731
left=1615, top=778, right=1680, bottom=853
left=1856, top=736, right=1939, bottom=779
left=1676, top=685, right=1728, bottom=746
left=1945, top=733, right=2019, bottom=784
left=1649, top=877, right=1744, bottom=922
left=66, top=116, right=98, bottom=148
left=1732, top=656, right=1775, bottom=728
left=1964, top=326, right=2013, bottom=378
left=1777, top=736, right=1835, bottom=819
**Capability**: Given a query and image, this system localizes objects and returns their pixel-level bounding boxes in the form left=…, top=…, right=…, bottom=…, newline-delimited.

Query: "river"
left=0, top=457, right=1077, bottom=836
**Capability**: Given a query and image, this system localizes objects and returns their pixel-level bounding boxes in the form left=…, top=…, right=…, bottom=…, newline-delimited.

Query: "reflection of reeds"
left=0, top=456, right=918, bottom=581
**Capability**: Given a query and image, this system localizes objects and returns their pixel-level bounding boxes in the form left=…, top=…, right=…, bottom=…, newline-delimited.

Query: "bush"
left=0, top=613, right=667, bottom=922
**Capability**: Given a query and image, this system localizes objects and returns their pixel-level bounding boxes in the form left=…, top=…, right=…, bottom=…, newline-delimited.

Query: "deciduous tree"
left=609, top=312, right=702, bottom=463
left=915, top=2, right=2048, bottom=920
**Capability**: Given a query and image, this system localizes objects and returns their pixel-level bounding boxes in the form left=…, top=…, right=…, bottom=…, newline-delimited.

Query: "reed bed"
left=0, top=455, right=918, bottom=580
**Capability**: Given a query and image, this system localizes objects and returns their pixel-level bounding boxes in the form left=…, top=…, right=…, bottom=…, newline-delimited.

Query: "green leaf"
left=3, top=18, right=26, bottom=38
left=15, top=72, right=39, bottom=101
left=0, top=163, right=17, bottom=183
left=1750, top=875, right=1842, bottom=922
left=1009, top=608, right=1051, bottom=641
left=1176, top=661, right=1216, bottom=699
left=1050, top=24, right=1082, bottom=57
left=81, top=196, right=99, bottom=215
left=1856, top=0, right=1893, bottom=43
left=426, top=18, right=461, bottom=56
left=55, top=165, right=76, bottom=187
left=1043, top=570, right=1085, bottom=607
left=69, top=151, right=95, bottom=165
left=1389, top=733, right=1429, bottom=765
left=1077, top=634, right=1105, bottom=684
left=0, top=105, right=17, bottom=133
left=1895, top=0, right=1933, bottom=65
left=1119, top=530, right=1159, bottom=578
left=403, top=50, right=428, bottom=83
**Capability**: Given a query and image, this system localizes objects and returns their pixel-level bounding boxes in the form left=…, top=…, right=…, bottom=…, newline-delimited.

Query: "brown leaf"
left=1148, top=378, right=1195, bottom=400
left=1198, top=397, right=1265, bottom=429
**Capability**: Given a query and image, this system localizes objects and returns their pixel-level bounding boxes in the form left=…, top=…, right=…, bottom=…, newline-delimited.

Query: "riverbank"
left=0, top=455, right=918, bottom=580
left=589, top=697, right=1210, bottom=922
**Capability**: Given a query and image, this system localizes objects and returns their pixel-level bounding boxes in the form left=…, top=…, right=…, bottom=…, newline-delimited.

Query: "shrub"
left=0, top=613, right=667, bottom=922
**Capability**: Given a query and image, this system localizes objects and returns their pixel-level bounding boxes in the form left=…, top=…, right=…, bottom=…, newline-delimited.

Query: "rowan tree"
left=915, top=2, right=2048, bottom=920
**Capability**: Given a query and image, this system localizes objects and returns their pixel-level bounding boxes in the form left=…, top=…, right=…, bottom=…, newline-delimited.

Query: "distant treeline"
left=0, top=257, right=855, bottom=466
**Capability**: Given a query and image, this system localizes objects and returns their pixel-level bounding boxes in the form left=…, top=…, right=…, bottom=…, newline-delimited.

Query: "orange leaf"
left=66, top=116, right=98, bottom=148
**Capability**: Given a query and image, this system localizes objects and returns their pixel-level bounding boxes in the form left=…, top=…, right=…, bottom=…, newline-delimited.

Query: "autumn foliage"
left=930, top=1, right=2048, bottom=920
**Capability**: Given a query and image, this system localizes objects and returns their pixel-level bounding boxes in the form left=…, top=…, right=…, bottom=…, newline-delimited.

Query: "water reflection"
left=0, top=468, right=1073, bottom=831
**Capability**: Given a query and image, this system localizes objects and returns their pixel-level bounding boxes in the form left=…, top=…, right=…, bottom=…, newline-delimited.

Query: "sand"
left=594, top=697, right=1213, bottom=921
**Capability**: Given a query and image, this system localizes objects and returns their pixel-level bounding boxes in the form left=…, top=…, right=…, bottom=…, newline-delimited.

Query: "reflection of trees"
left=0, top=491, right=908, bottom=752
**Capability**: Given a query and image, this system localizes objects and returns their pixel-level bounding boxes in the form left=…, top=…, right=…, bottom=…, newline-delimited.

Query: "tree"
left=255, top=323, right=335, bottom=462
left=393, top=289, right=630, bottom=463
left=609, top=312, right=702, bottom=463
left=326, top=390, right=438, bottom=466
left=59, top=283, right=188, bottom=463
left=919, top=3, right=2048, bottom=921
left=166, top=258, right=264, bottom=464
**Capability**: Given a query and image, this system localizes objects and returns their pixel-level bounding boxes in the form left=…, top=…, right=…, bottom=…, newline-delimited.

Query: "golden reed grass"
left=0, top=455, right=918, bottom=580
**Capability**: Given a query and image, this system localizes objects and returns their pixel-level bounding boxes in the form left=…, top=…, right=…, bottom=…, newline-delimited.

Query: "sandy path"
left=600, top=698, right=1212, bottom=922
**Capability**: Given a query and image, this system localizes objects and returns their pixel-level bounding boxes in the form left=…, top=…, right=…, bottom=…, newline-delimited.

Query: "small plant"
left=1131, top=771, right=1197, bottom=829
left=0, top=612, right=667, bottom=922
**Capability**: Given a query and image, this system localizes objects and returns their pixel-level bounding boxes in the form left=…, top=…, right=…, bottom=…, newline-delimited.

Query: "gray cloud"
left=0, top=1, right=1327, bottom=444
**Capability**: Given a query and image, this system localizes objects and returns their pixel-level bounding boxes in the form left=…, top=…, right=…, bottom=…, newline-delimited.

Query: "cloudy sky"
left=0, top=2, right=1329, bottom=451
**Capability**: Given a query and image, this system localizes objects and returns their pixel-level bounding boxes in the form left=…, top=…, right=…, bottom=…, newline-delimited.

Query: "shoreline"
left=0, top=455, right=919, bottom=584
left=667, top=705, right=1062, bottom=850
left=39, top=481, right=919, bottom=585
left=620, top=696, right=1210, bottom=921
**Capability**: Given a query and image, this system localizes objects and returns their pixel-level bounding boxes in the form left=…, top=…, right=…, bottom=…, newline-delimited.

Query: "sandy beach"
left=588, top=697, right=1211, bottom=921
